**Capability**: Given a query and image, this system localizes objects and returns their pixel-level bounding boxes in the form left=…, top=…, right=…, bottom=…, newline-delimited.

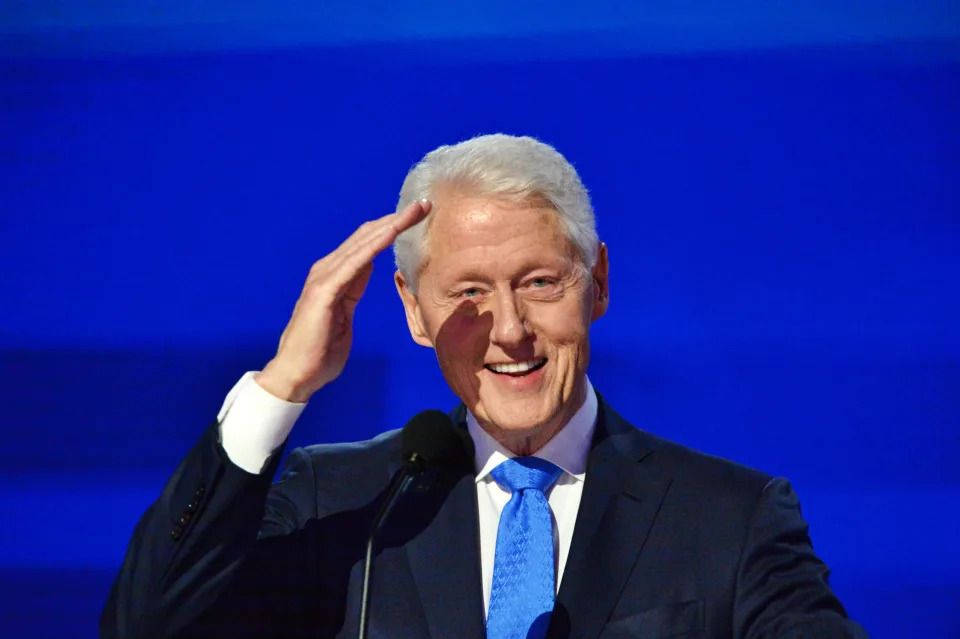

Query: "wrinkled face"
left=395, top=193, right=608, bottom=454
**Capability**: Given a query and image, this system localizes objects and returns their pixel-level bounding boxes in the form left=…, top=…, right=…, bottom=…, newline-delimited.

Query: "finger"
left=306, top=200, right=427, bottom=285
left=312, top=200, right=430, bottom=290
left=304, top=218, right=385, bottom=282
left=336, top=199, right=429, bottom=257
left=390, top=198, right=432, bottom=234
left=336, top=199, right=431, bottom=268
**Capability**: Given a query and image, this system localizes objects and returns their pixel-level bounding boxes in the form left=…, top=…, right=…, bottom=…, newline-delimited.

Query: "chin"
left=479, top=401, right=557, bottom=437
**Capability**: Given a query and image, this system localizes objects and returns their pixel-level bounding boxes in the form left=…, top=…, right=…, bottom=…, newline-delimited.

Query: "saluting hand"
left=256, top=200, right=430, bottom=403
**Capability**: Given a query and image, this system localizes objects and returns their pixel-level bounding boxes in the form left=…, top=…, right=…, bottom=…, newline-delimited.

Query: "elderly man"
left=102, top=135, right=866, bottom=638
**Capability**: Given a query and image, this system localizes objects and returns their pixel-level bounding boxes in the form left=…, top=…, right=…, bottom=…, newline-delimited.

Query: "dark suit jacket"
left=102, top=394, right=867, bottom=638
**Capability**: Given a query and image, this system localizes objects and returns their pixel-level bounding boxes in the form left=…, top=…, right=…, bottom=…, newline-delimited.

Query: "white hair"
left=392, top=134, right=598, bottom=291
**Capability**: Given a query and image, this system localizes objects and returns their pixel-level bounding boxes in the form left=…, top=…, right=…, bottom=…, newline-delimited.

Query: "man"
left=102, top=134, right=866, bottom=638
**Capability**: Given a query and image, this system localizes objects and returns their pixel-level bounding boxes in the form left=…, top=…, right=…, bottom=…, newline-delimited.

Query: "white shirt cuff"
left=218, top=371, right=306, bottom=474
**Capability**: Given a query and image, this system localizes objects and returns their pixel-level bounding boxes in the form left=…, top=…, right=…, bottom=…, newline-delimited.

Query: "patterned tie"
left=486, top=456, right=563, bottom=639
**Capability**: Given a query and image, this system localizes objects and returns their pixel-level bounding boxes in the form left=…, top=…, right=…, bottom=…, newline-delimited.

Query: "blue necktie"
left=486, top=456, right=563, bottom=639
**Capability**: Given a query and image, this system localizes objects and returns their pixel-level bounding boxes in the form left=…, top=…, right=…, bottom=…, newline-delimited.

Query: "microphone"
left=358, top=410, right=474, bottom=639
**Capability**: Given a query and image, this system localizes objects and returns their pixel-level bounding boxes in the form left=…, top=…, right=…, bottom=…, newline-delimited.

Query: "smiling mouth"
left=484, top=358, right=547, bottom=376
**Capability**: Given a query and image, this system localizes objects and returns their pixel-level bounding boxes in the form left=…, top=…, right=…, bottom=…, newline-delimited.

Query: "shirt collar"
left=467, top=377, right=598, bottom=483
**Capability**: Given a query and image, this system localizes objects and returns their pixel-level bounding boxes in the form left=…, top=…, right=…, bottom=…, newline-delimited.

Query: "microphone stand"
left=358, top=453, right=423, bottom=639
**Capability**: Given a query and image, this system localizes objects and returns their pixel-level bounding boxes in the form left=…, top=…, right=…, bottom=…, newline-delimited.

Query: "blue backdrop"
left=1, top=3, right=958, bottom=637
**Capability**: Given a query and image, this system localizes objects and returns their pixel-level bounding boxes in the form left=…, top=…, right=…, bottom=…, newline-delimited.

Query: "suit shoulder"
left=283, top=428, right=402, bottom=492
left=604, top=403, right=773, bottom=505
left=631, top=430, right=781, bottom=531
left=602, top=399, right=772, bottom=493
left=294, top=427, right=402, bottom=469
left=648, top=432, right=772, bottom=492
left=276, top=429, right=402, bottom=514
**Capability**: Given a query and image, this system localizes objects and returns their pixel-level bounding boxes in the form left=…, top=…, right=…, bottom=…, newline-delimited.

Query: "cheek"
left=532, top=302, right=590, bottom=349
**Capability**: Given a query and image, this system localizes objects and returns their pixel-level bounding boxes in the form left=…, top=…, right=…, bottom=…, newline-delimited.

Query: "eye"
left=522, top=275, right=563, bottom=300
left=458, top=287, right=482, bottom=299
left=526, top=276, right=558, bottom=290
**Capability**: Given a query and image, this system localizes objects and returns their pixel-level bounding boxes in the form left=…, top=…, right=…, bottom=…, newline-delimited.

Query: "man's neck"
left=469, top=376, right=594, bottom=457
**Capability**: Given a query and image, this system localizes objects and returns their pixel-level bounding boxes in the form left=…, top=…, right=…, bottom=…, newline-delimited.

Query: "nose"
left=490, top=291, right=529, bottom=347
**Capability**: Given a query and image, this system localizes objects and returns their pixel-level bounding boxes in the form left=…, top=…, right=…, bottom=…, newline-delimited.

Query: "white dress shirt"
left=468, top=381, right=597, bottom=614
left=218, top=373, right=598, bottom=615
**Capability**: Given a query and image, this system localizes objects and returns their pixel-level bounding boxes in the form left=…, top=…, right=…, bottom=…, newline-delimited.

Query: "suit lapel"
left=550, top=396, right=672, bottom=639
left=404, top=412, right=486, bottom=639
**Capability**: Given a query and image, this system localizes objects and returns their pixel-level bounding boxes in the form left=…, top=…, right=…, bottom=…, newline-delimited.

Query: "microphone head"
left=401, top=410, right=474, bottom=472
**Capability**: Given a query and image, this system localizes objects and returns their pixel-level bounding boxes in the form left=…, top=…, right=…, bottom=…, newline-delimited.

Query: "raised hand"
left=255, top=200, right=430, bottom=403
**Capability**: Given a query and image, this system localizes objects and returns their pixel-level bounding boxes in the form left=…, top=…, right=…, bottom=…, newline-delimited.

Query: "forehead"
left=418, top=194, right=579, bottom=283
left=427, top=194, right=567, bottom=250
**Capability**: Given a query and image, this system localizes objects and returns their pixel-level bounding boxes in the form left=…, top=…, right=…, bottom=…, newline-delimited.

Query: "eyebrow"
left=441, top=260, right=571, bottom=286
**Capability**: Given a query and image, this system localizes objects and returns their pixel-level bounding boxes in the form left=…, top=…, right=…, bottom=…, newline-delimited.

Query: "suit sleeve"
left=99, top=420, right=313, bottom=639
left=733, top=478, right=869, bottom=639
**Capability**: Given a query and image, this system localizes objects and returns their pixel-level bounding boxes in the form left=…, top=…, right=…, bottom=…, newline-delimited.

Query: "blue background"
left=1, top=3, right=958, bottom=637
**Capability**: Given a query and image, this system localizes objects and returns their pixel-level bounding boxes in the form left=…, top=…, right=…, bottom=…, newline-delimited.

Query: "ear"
left=590, top=241, right=609, bottom=321
left=394, top=270, right=435, bottom=348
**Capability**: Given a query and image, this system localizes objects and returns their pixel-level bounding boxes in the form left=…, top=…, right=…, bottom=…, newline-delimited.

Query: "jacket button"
left=171, top=524, right=183, bottom=540
left=194, top=486, right=205, bottom=499
left=179, top=512, right=192, bottom=525
left=186, top=500, right=199, bottom=513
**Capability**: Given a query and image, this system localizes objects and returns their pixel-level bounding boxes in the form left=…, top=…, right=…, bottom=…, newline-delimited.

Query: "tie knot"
left=491, top=457, right=562, bottom=494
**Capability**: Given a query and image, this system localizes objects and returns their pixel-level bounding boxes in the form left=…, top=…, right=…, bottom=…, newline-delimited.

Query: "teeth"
left=487, top=359, right=545, bottom=374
